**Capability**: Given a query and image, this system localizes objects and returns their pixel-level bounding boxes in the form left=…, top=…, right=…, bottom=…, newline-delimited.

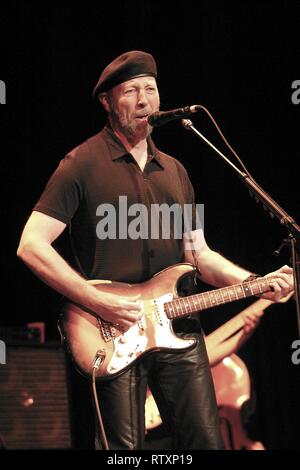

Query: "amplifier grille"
left=0, top=344, right=72, bottom=449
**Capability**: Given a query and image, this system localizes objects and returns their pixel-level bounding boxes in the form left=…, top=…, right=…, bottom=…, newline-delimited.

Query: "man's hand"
left=260, top=265, right=294, bottom=302
left=94, top=291, right=143, bottom=328
left=242, top=311, right=262, bottom=335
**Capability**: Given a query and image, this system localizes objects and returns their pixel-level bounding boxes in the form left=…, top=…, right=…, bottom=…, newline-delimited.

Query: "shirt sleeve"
left=33, top=152, right=83, bottom=225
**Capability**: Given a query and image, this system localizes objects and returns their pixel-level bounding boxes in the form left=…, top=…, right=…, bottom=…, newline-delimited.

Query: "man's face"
left=107, top=76, right=160, bottom=141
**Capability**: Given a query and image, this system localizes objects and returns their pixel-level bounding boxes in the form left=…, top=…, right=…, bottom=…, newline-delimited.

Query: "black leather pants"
left=95, top=333, right=224, bottom=450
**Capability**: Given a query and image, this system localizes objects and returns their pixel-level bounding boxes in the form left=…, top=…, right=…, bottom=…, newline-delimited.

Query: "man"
left=17, top=50, right=293, bottom=450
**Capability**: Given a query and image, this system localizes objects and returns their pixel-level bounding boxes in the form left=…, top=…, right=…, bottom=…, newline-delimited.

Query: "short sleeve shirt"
left=34, top=125, right=197, bottom=283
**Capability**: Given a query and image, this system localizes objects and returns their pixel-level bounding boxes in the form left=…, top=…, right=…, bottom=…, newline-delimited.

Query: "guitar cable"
left=91, top=349, right=110, bottom=450
left=68, top=228, right=110, bottom=450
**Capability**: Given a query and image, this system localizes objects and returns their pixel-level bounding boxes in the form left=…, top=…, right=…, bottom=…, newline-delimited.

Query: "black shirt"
left=34, top=125, right=197, bottom=283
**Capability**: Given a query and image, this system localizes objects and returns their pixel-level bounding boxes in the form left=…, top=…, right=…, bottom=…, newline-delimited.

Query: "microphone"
left=148, top=105, right=201, bottom=127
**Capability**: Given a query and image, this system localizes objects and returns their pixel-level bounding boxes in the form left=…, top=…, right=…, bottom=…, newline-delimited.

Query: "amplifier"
left=0, top=343, right=73, bottom=449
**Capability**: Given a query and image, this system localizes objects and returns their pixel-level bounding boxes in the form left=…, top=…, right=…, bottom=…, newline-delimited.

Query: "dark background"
left=1, top=0, right=299, bottom=450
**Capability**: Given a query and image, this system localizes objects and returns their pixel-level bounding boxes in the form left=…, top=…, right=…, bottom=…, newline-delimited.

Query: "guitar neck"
left=164, top=275, right=278, bottom=320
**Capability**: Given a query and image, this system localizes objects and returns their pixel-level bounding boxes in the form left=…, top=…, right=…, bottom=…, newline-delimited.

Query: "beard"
left=110, top=108, right=152, bottom=144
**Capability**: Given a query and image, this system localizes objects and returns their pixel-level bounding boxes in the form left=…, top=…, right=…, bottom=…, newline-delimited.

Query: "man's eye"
left=124, top=89, right=136, bottom=95
left=146, top=87, right=156, bottom=93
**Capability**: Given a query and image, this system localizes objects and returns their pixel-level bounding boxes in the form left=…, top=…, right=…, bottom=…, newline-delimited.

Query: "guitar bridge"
left=97, top=318, right=115, bottom=342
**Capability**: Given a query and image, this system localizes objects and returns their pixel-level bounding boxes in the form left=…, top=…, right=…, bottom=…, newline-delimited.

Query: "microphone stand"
left=182, top=118, right=300, bottom=337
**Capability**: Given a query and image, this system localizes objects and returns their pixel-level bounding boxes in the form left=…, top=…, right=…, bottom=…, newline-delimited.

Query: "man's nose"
left=137, top=89, right=148, bottom=106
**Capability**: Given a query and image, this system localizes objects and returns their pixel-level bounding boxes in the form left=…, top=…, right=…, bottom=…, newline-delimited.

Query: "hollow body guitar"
left=60, top=263, right=278, bottom=381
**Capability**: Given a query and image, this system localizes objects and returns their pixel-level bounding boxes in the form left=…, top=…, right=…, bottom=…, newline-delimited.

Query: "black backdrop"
left=1, top=0, right=300, bottom=450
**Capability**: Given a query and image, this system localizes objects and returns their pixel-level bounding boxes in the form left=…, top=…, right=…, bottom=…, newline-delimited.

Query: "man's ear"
left=99, top=93, right=110, bottom=112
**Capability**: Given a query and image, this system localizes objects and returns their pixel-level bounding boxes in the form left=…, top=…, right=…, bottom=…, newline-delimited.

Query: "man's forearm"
left=17, top=241, right=100, bottom=310
left=191, top=247, right=251, bottom=287
left=205, top=330, right=246, bottom=367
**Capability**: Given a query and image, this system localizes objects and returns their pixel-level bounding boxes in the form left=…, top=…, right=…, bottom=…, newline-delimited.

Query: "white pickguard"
left=106, top=293, right=195, bottom=375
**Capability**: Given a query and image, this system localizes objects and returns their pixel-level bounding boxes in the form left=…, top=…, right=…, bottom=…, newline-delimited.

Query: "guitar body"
left=60, top=263, right=197, bottom=380
left=212, top=354, right=265, bottom=450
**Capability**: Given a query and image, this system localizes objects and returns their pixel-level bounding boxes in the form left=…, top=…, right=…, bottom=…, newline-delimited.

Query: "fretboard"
left=164, top=276, right=279, bottom=320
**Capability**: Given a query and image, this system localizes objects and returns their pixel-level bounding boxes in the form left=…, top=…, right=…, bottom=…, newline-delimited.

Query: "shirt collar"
left=103, top=123, right=164, bottom=168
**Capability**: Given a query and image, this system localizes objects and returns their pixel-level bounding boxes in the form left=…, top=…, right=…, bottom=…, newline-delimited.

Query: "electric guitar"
left=59, top=263, right=279, bottom=380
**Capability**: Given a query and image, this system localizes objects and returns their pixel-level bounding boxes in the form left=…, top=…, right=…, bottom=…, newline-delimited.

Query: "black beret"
left=93, top=50, right=157, bottom=97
